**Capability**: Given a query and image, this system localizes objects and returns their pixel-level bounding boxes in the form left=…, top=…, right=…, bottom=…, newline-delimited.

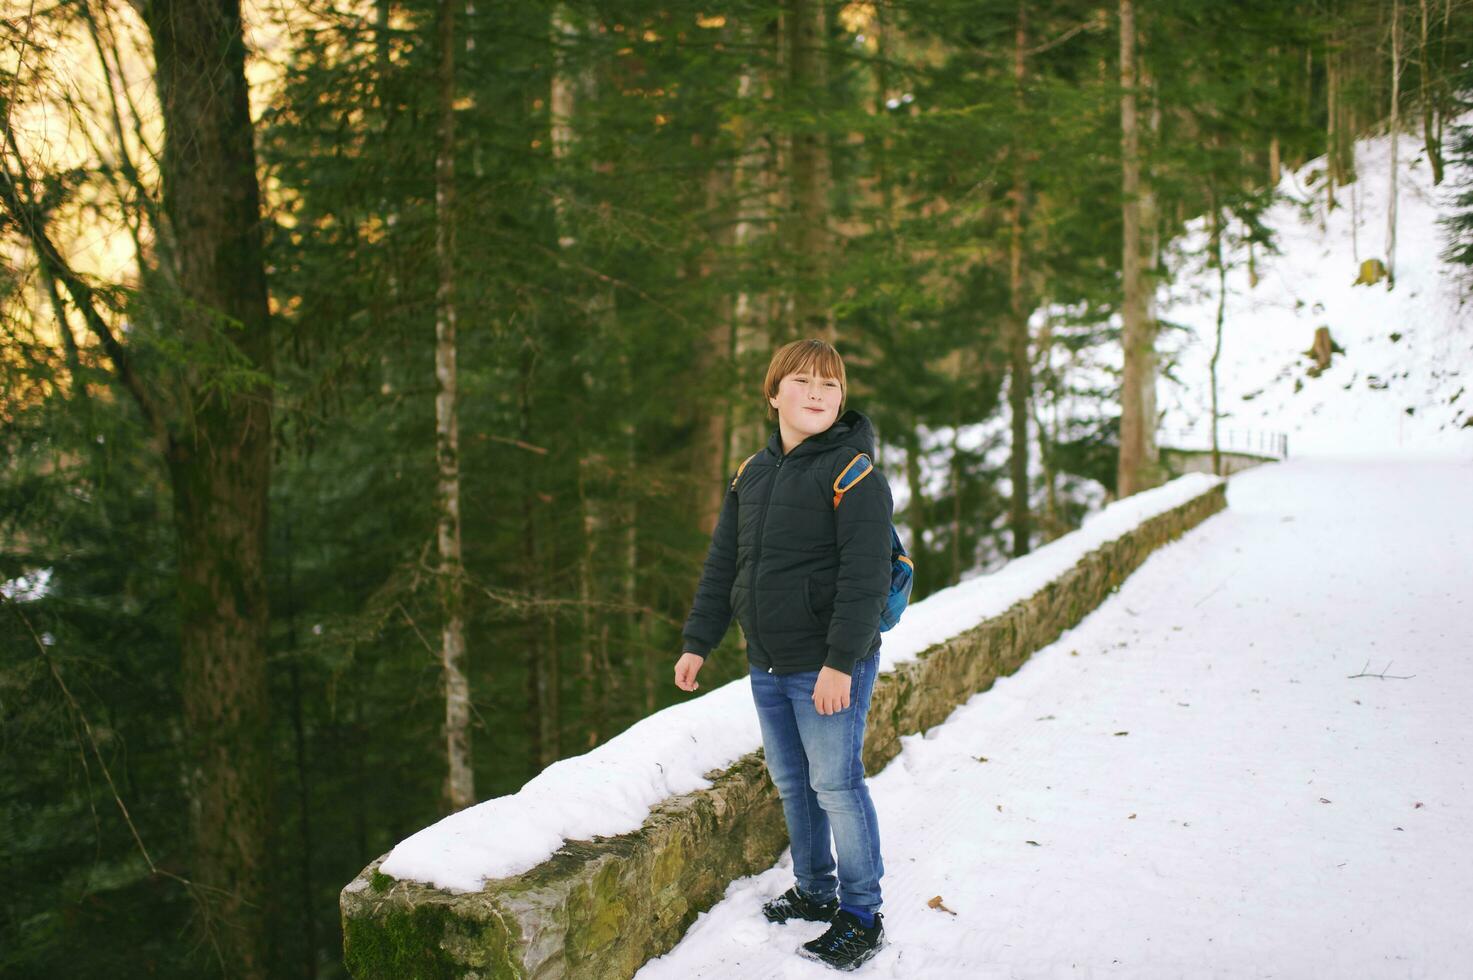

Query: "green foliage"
left=1, top=394, right=196, bottom=977
left=1439, top=63, right=1473, bottom=276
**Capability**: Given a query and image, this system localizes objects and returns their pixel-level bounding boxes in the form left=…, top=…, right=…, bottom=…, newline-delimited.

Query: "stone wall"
left=341, top=481, right=1228, bottom=979
left=1161, top=447, right=1278, bottom=478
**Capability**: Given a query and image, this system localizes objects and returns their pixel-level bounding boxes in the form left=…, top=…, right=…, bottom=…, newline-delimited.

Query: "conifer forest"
left=3, top=0, right=1472, bottom=976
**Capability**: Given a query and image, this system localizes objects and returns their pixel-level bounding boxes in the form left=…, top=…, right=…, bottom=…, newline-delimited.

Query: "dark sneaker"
left=797, top=909, right=885, bottom=971
left=762, top=885, right=838, bottom=924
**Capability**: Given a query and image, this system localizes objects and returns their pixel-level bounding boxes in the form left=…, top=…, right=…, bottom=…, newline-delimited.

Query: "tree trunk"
left=1007, top=1, right=1032, bottom=558
left=550, top=5, right=579, bottom=242
left=1141, top=59, right=1162, bottom=475
left=1116, top=0, right=1157, bottom=499
left=576, top=438, right=594, bottom=748
left=375, top=0, right=404, bottom=399
left=1386, top=0, right=1402, bottom=288
left=1351, top=139, right=1364, bottom=263
left=1436, top=0, right=1452, bottom=177
left=730, top=23, right=778, bottom=457
left=433, top=0, right=474, bottom=814
left=281, top=512, right=317, bottom=979
left=611, top=349, right=651, bottom=716
left=762, top=12, right=790, bottom=356
left=1207, top=185, right=1225, bottom=478
left=949, top=424, right=963, bottom=583
left=902, top=427, right=927, bottom=588
left=1301, top=46, right=1312, bottom=159
left=784, top=0, right=831, bottom=340
left=1418, top=0, right=1444, bottom=184
left=575, top=418, right=606, bottom=747
left=1326, top=19, right=1340, bottom=217
left=549, top=5, right=604, bottom=749
left=1031, top=316, right=1062, bottom=542
left=544, top=512, right=562, bottom=761
left=873, top=1, right=895, bottom=225
left=731, top=64, right=760, bottom=412
left=692, top=143, right=735, bottom=537
left=518, top=337, right=555, bottom=775
left=142, top=0, right=274, bottom=972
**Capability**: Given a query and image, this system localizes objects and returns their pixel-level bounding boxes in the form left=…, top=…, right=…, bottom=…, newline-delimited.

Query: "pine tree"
left=1438, top=61, right=1473, bottom=277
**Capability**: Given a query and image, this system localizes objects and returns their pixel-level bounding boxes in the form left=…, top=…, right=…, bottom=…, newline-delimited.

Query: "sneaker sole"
left=795, top=936, right=885, bottom=971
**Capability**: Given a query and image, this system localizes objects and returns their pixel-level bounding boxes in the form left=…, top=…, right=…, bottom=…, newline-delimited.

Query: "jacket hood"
left=765, top=409, right=876, bottom=460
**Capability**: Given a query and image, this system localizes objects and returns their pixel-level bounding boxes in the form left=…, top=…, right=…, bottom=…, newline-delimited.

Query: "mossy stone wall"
left=341, top=481, right=1228, bottom=978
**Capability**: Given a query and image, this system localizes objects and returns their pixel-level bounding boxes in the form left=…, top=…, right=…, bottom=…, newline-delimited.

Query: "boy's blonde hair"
left=764, top=339, right=847, bottom=422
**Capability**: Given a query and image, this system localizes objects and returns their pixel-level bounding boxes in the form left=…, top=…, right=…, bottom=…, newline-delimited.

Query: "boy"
left=674, top=338, right=893, bottom=971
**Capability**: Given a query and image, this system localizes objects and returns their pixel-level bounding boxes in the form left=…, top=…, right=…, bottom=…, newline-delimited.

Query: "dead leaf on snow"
left=927, top=895, right=957, bottom=916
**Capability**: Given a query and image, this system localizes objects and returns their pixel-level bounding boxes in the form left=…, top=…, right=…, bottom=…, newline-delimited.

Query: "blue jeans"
left=749, top=652, right=884, bottom=913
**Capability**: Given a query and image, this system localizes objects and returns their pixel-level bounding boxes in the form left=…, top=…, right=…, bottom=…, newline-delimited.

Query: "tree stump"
left=1354, top=258, right=1387, bottom=285
left=1304, top=326, right=1344, bottom=377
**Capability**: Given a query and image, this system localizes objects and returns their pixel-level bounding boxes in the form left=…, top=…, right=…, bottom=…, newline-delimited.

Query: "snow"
left=635, top=457, right=1473, bottom=979
left=378, top=472, right=1223, bottom=893
left=0, top=567, right=52, bottom=602
left=1157, top=122, right=1473, bottom=457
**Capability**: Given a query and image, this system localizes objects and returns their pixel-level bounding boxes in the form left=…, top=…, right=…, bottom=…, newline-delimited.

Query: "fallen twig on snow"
left=1347, top=659, right=1414, bottom=680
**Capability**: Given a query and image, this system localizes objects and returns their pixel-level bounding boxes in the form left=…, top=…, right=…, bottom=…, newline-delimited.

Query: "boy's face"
left=769, top=364, right=842, bottom=439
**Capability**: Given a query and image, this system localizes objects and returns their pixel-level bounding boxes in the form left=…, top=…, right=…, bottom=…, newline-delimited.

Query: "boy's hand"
left=812, top=666, right=852, bottom=715
left=674, top=652, right=705, bottom=692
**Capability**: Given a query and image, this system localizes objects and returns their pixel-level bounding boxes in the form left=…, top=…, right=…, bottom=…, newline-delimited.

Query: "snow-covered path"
left=636, top=459, right=1473, bottom=980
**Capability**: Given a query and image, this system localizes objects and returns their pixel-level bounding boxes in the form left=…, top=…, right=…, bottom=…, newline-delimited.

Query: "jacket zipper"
left=753, top=453, right=784, bottom=672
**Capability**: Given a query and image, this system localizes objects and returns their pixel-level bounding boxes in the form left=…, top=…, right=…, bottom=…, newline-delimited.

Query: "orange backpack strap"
left=730, top=452, right=759, bottom=492
left=831, top=452, right=874, bottom=508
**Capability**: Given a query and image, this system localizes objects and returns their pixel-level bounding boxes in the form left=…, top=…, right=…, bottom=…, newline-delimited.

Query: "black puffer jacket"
left=681, top=409, right=894, bottom=675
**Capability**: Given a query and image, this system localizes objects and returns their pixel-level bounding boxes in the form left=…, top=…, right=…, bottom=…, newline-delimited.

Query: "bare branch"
left=97, top=2, right=164, bottom=183
left=1025, top=14, right=1105, bottom=57
left=1347, top=658, right=1415, bottom=680
left=79, top=0, right=167, bottom=269
left=0, top=146, right=172, bottom=448
left=3, top=0, right=40, bottom=145
left=481, top=433, right=550, bottom=454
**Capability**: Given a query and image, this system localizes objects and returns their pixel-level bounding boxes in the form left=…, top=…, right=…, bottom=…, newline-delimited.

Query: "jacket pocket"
left=802, top=577, right=820, bottom=626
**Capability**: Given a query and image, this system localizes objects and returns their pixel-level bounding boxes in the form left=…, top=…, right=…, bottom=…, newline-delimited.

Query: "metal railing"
left=1159, top=426, right=1289, bottom=460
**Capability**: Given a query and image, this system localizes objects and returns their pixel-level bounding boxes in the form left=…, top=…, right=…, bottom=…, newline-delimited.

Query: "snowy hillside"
left=1158, top=119, right=1473, bottom=457
left=891, top=118, right=1472, bottom=574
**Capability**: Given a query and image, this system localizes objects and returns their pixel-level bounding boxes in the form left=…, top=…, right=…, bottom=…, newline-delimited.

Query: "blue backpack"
left=832, top=453, right=914, bottom=632
left=731, top=451, right=915, bottom=632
